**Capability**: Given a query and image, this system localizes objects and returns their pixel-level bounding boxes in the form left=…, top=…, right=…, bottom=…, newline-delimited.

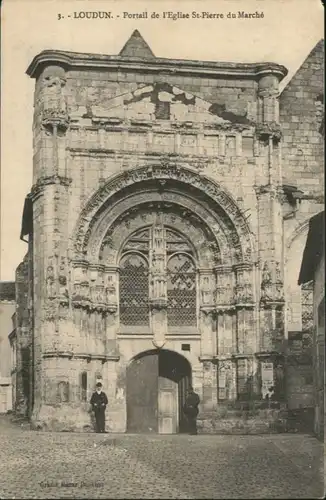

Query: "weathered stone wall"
left=279, top=40, right=324, bottom=429
left=280, top=40, right=324, bottom=195
left=31, top=67, right=262, bottom=239
left=14, top=255, right=33, bottom=416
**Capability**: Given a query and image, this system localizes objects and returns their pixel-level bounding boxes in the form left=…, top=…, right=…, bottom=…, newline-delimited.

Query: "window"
left=167, top=253, right=196, bottom=327
left=301, top=281, right=313, bottom=331
left=119, top=225, right=197, bottom=329
left=155, top=101, right=170, bottom=120
left=119, top=253, right=149, bottom=326
left=81, top=372, right=87, bottom=402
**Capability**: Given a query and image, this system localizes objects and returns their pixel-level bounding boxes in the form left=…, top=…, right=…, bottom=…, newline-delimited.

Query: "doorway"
left=126, top=349, right=191, bottom=434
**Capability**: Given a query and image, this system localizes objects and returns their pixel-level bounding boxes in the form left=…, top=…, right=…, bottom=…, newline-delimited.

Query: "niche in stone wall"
left=57, top=381, right=69, bottom=403
left=81, top=372, right=87, bottom=402
left=242, top=137, right=254, bottom=157
left=236, top=359, right=254, bottom=401
left=225, top=136, right=236, bottom=156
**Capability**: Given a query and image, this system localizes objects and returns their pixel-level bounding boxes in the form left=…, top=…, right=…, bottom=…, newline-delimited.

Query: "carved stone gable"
left=88, top=83, right=243, bottom=125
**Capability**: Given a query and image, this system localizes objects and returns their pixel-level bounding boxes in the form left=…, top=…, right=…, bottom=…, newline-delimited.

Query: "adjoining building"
left=0, top=282, right=15, bottom=413
left=298, top=211, right=325, bottom=440
left=13, top=31, right=324, bottom=433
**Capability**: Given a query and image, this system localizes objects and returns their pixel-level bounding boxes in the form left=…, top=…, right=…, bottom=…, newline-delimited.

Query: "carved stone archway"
left=72, top=164, right=254, bottom=264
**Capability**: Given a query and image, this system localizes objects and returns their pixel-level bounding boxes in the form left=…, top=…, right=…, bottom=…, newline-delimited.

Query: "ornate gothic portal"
left=68, top=167, right=260, bottom=435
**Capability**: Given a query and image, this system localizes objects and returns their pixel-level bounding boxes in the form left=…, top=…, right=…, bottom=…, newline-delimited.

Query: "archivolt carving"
left=285, top=219, right=310, bottom=253
left=72, top=165, right=254, bottom=263
left=98, top=201, right=221, bottom=267
left=86, top=193, right=227, bottom=264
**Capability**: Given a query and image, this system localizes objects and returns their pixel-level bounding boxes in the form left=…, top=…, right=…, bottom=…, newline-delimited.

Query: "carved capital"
left=255, top=122, right=282, bottom=141
left=149, top=298, right=167, bottom=311
left=257, top=89, right=279, bottom=99
left=199, top=357, right=213, bottom=369
left=42, top=109, right=69, bottom=133
left=200, top=305, right=216, bottom=316
left=31, top=175, right=72, bottom=200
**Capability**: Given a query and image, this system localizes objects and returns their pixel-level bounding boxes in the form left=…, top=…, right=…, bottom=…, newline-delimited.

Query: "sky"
left=0, top=0, right=324, bottom=281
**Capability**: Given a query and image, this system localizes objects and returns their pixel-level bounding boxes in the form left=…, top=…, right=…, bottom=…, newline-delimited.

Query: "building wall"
left=313, top=253, right=325, bottom=439
left=0, top=301, right=15, bottom=413
left=279, top=40, right=324, bottom=195
left=279, top=39, right=324, bottom=430
left=0, top=302, right=15, bottom=377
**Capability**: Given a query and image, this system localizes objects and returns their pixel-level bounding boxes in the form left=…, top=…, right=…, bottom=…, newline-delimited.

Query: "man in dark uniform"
left=183, top=386, right=200, bottom=435
left=90, top=382, right=108, bottom=433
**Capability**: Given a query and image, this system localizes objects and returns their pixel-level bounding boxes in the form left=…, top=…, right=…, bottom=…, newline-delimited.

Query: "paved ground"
left=0, top=415, right=324, bottom=499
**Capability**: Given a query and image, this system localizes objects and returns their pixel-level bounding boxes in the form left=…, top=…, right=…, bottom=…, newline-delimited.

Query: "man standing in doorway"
left=183, top=386, right=200, bottom=435
left=90, top=382, right=108, bottom=433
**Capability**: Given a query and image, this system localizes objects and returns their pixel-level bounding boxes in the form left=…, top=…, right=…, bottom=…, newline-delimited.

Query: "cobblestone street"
left=0, top=416, right=324, bottom=499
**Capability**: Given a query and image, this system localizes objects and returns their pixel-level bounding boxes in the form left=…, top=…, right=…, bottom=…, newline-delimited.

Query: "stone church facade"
left=14, top=32, right=324, bottom=433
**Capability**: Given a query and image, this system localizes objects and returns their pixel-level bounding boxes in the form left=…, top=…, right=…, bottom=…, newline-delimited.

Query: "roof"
left=0, top=282, right=15, bottom=302
left=26, top=30, right=288, bottom=81
left=298, top=211, right=325, bottom=285
left=119, top=30, right=155, bottom=59
left=281, top=39, right=324, bottom=96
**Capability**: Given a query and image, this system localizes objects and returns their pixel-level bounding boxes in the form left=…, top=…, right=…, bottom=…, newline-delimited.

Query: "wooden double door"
left=126, top=350, right=191, bottom=434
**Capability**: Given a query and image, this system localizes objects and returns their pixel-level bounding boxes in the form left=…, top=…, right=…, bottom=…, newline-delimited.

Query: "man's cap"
left=96, top=382, right=102, bottom=388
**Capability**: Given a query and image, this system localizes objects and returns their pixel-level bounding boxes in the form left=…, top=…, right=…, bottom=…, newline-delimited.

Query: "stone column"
left=30, top=64, right=72, bottom=426
left=215, top=265, right=235, bottom=356
left=149, top=218, right=167, bottom=348
left=199, top=268, right=216, bottom=358
left=234, top=263, right=256, bottom=355
left=104, top=266, right=119, bottom=355
left=219, top=133, right=226, bottom=157
left=200, top=360, right=217, bottom=412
